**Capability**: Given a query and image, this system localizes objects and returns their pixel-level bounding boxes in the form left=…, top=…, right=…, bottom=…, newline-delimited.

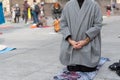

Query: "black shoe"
left=116, top=70, right=120, bottom=76
left=109, top=60, right=120, bottom=71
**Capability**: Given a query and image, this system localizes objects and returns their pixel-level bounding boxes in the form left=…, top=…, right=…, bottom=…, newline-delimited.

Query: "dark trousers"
left=67, top=65, right=97, bottom=72
left=32, top=11, right=39, bottom=24
left=23, top=11, right=28, bottom=23
left=14, top=16, right=20, bottom=23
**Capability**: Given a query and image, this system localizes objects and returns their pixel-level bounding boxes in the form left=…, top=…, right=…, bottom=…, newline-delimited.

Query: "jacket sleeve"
left=60, top=8, right=71, bottom=40
left=85, top=3, right=103, bottom=40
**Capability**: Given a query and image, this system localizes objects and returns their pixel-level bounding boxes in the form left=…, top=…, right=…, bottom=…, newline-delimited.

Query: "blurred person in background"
left=31, top=0, right=40, bottom=24
left=51, top=2, right=62, bottom=19
left=0, top=0, right=5, bottom=24
left=23, top=0, right=30, bottom=24
left=14, top=4, right=20, bottom=23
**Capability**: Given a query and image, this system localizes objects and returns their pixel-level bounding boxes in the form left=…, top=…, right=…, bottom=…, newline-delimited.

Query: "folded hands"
left=68, top=37, right=90, bottom=49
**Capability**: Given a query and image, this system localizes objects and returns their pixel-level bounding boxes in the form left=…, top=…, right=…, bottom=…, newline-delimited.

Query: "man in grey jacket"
left=60, top=0, right=103, bottom=72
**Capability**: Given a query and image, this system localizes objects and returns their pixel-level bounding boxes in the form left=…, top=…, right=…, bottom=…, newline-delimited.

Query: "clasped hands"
left=68, top=37, right=90, bottom=49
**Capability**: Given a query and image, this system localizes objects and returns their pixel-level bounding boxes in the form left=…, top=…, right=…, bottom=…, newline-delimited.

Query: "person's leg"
left=67, top=65, right=76, bottom=71
left=25, top=15, right=28, bottom=23
left=36, top=13, right=39, bottom=23
left=67, top=65, right=97, bottom=72
left=16, top=16, right=18, bottom=23
left=17, top=16, right=19, bottom=23
left=14, top=16, right=16, bottom=23
left=32, top=11, right=36, bottom=23
left=24, top=12, right=28, bottom=23
left=33, top=12, right=39, bottom=24
left=22, top=13, right=24, bottom=20
left=76, top=65, right=97, bottom=72
left=24, top=14, right=27, bottom=23
left=18, top=16, right=19, bottom=23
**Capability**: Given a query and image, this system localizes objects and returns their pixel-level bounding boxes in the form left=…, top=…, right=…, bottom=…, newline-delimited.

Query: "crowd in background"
left=11, top=0, right=46, bottom=25
left=10, top=0, right=63, bottom=28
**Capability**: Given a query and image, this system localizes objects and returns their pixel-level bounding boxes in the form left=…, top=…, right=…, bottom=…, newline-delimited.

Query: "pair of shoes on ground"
left=109, top=60, right=120, bottom=76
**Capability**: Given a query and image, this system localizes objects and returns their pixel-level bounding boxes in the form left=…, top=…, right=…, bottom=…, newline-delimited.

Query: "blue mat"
left=54, top=57, right=110, bottom=80
left=0, top=47, right=16, bottom=54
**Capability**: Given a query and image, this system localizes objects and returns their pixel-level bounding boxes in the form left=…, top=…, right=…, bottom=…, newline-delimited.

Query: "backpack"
left=35, top=5, right=40, bottom=14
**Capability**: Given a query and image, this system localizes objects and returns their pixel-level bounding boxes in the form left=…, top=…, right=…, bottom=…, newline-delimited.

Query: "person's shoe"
left=109, top=60, right=120, bottom=71
left=116, top=70, right=120, bottom=76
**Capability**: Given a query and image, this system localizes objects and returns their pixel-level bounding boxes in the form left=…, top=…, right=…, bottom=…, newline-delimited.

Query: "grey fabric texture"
left=60, top=0, right=103, bottom=67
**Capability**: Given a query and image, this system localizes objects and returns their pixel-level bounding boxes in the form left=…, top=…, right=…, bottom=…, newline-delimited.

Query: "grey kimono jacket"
left=60, top=0, right=103, bottom=67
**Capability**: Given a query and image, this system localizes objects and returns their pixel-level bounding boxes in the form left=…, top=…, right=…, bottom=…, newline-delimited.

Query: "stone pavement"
left=94, top=16, right=120, bottom=80
left=0, top=16, right=120, bottom=80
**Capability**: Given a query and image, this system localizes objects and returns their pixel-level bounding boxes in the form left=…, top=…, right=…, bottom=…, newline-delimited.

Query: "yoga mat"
left=54, top=57, right=109, bottom=80
left=0, top=47, right=16, bottom=54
